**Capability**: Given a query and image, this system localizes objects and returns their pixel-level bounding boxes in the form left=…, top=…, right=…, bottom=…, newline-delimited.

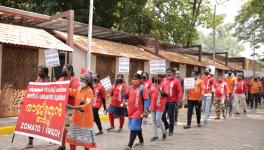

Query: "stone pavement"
left=1, top=106, right=264, bottom=150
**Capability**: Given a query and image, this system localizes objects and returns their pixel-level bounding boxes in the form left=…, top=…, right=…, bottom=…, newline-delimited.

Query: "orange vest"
left=187, top=79, right=205, bottom=100
left=225, top=76, right=236, bottom=93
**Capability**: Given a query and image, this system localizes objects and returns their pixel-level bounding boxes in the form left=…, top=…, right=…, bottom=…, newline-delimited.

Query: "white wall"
left=179, top=64, right=186, bottom=78
left=0, top=44, right=2, bottom=88
left=72, top=47, right=86, bottom=78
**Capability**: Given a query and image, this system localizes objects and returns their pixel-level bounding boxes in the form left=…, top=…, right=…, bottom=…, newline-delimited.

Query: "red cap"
left=80, top=68, right=92, bottom=75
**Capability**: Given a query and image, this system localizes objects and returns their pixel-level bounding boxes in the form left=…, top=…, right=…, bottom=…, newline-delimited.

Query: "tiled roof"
left=186, top=55, right=230, bottom=70
left=0, top=23, right=73, bottom=51
left=54, top=31, right=161, bottom=60
left=159, top=50, right=204, bottom=66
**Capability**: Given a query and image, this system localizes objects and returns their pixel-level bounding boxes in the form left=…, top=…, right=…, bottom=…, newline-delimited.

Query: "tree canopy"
left=234, top=0, right=264, bottom=47
left=1, top=0, right=221, bottom=46
left=198, top=24, right=245, bottom=57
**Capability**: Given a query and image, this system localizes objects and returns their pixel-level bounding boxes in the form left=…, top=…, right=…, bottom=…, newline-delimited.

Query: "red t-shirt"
left=59, top=76, right=79, bottom=105
left=93, top=83, right=106, bottom=109
left=214, top=82, right=228, bottom=98
left=127, top=85, right=149, bottom=118
left=202, top=75, right=214, bottom=95
left=235, top=80, right=247, bottom=94
left=149, top=83, right=167, bottom=112
left=163, top=77, right=182, bottom=102
left=111, top=83, right=129, bottom=107
left=142, top=79, right=152, bottom=90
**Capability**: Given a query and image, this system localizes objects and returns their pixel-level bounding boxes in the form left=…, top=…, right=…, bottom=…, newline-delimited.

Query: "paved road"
left=1, top=106, right=264, bottom=150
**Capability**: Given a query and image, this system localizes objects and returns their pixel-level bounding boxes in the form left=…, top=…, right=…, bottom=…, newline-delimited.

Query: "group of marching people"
left=23, top=64, right=263, bottom=150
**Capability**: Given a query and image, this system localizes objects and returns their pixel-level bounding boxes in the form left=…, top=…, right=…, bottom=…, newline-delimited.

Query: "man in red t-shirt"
left=234, top=74, right=248, bottom=114
left=162, top=67, right=182, bottom=136
left=201, top=68, right=214, bottom=125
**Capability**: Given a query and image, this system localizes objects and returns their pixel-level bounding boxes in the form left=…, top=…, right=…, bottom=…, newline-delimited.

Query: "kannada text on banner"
left=15, top=81, right=70, bottom=145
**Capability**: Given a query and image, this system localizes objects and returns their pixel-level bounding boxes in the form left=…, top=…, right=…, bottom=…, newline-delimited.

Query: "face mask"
left=205, top=72, right=209, bottom=76
left=115, top=79, right=123, bottom=84
left=142, top=76, right=147, bottom=80
left=228, top=73, right=232, bottom=76
left=238, top=78, right=241, bottom=81
left=61, top=70, right=68, bottom=77
left=132, top=79, right=140, bottom=86
left=38, top=72, right=45, bottom=78
left=79, top=82, right=87, bottom=88
left=93, top=79, right=98, bottom=83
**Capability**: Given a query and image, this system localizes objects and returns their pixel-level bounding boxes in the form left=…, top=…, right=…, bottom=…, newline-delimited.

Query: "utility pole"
left=213, top=4, right=216, bottom=65
left=87, top=0, right=94, bottom=70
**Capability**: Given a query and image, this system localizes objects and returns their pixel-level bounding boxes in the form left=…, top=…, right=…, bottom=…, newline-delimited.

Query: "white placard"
left=206, top=65, right=216, bottom=75
left=184, top=77, right=195, bottom=89
left=118, top=57, right=130, bottom=73
left=243, top=70, right=253, bottom=77
left=45, top=49, right=60, bottom=67
left=100, top=76, right=112, bottom=90
left=149, top=59, right=166, bottom=74
left=256, top=72, right=264, bottom=78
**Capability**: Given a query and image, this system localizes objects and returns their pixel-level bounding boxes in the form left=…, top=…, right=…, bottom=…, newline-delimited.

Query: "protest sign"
left=149, top=59, right=166, bottom=74
left=100, top=76, right=112, bottom=90
left=206, top=65, right=216, bottom=75
left=15, top=81, right=70, bottom=145
left=243, top=70, right=253, bottom=77
left=45, top=49, right=60, bottom=67
left=184, top=77, right=195, bottom=89
left=118, top=57, right=130, bottom=73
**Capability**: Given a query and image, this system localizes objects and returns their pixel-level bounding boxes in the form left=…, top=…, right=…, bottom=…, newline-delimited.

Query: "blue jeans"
left=151, top=111, right=166, bottom=137
left=202, top=95, right=212, bottom=123
left=162, top=102, right=176, bottom=132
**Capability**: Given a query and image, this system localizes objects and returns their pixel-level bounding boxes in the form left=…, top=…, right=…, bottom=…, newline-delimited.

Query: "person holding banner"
left=225, top=71, right=237, bottom=117
left=124, top=73, right=150, bottom=150
left=92, top=74, right=107, bottom=135
left=66, top=73, right=96, bottom=150
left=149, top=74, right=168, bottom=141
left=24, top=65, right=50, bottom=149
left=201, top=68, right=214, bottom=125
left=57, top=64, right=79, bottom=150
left=162, top=67, right=182, bottom=136
left=214, top=76, right=229, bottom=120
left=233, top=75, right=248, bottom=114
left=107, top=74, right=128, bottom=133
left=184, top=71, right=204, bottom=129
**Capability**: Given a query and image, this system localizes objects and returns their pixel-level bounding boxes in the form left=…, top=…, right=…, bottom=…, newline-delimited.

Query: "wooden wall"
left=0, top=44, right=38, bottom=117
left=96, top=54, right=116, bottom=83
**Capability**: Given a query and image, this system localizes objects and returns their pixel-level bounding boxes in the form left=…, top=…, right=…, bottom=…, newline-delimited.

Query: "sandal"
left=23, top=144, right=33, bottom=149
left=134, top=142, right=144, bottom=147
left=95, top=130, right=103, bottom=135
left=116, top=128, right=123, bottom=133
left=107, top=127, right=115, bottom=132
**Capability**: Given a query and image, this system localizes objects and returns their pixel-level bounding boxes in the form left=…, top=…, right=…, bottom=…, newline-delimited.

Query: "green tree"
left=234, top=0, right=264, bottom=46
left=198, top=24, right=245, bottom=57
left=146, top=0, right=223, bottom=46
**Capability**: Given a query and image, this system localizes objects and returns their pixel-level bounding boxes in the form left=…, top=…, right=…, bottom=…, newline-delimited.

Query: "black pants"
left=246, top=92, right=251, bottom=105
left=174, top=102, right=179, bottom=122
left=251, top=93, right=260, bottom=108
left=187, top=100, right=201, bottom=126
left=128, top=130, right=144, bottom=147
left=93, top=107, right=102, bottom=131
left=225, top=93, right=234, bottom=115
left=162, top=102, right=176, bottom=132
